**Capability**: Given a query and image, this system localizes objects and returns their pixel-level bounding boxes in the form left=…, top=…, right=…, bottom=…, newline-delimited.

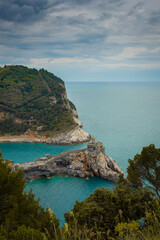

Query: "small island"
left=13, top=138, right=123, bottom=182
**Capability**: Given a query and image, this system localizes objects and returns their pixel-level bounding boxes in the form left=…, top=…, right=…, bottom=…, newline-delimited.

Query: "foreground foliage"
left=1, top=144, right=160, bottom=239
left=115, top=199, right=160, bottom=239
left=127, top=144, right=160, bottom=198
left=65, top=183, right=155, bottom=239
left=0, top=151, right=59, bottom=239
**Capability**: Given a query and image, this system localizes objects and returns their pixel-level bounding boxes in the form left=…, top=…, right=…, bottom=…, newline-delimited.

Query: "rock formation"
left=13, top=139, right=123, bottom=182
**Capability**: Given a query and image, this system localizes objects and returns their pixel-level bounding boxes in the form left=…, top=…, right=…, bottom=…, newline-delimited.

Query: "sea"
left=0, top=81, right=160, bottom=225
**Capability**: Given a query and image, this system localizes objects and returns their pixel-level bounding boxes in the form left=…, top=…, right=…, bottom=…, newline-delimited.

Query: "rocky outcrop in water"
left=13, top=138, right=123, bottom=182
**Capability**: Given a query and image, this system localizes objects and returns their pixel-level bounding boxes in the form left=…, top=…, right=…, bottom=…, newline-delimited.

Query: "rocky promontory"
left=13, top=138, right=123, bottom=182
left=0, top=65, right=89, bottom=141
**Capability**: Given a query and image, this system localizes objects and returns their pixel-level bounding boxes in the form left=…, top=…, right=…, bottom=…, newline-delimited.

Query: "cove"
left=1, top=81, right=160, bottom=225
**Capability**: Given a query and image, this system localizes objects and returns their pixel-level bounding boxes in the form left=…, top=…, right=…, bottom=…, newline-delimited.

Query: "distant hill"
left=0, top=65, right=78, bottom=136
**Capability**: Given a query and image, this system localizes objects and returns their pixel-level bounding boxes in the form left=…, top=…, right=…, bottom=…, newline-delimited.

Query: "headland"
left=13, top=138, right=123, bottom=182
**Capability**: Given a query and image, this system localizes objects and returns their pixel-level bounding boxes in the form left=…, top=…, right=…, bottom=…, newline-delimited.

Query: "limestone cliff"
left=0, top=65, right=89, bottom=143
left=0, top=66, right=81, bottom=134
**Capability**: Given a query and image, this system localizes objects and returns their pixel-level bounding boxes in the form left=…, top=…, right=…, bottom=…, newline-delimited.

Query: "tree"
left=127, top=144, right=160, bottom=198
left=115, top=199, right=160, bottom=240
left=65, top=183, right=154, bottom=239
left=0, top=151, right=59, bottom=239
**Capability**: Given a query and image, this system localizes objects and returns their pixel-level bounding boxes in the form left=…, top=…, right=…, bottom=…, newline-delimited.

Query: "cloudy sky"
left=0, top=0, right=160, bottom=81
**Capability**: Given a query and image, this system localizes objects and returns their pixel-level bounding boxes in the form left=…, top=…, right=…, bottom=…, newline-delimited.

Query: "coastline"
left=0, top=126, right=91, bottom=145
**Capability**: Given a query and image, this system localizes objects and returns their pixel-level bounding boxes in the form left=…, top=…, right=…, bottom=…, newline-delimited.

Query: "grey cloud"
left=12, top=0, right=47, bottom=9
left=0, top=1, right=40, bottom=22
left=107, top=0, right=124, bottom=3
left=69, top=0, right=92, bottom=5
left=0, top=0, right=57, bottom=23
left=128, top=2, right=144, bottom=16
left=149, top=11, right=160, bottom=25
left=0, top=0, right=160, bottom=69
left=0, top=3, right=35, bottom=22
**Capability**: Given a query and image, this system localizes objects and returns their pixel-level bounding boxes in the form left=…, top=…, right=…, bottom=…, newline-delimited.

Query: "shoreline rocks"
left=0, top=126, right=91, bottom=145
left=13, top=138, right=124, bottom=182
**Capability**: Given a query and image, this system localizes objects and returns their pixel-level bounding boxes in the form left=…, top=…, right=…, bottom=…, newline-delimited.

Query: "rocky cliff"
left=13, top=138, right=123, bottom=182
left=0, top=65, right=89, bottom=143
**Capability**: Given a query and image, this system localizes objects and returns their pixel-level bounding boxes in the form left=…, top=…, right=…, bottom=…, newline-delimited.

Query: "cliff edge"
left=0, top=65, right=90, bottom=144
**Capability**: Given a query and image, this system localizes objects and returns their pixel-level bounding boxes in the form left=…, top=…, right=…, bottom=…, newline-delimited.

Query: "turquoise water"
left=66, top=82, right=160, bottom=173
left=26, top=176, right=114, bottom=224
left=0, top=81, right=160, bottom=225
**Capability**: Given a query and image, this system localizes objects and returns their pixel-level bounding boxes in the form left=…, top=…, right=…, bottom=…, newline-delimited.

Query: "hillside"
left=0, top=65, right=79, bottom=137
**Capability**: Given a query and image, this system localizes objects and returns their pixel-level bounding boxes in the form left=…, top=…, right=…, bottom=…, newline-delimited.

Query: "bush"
left=0, top=151, right=59, bottom=239
left=65, top=183, right=155, bottom=239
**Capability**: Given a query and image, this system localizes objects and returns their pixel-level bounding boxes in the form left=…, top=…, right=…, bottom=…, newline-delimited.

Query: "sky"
left=0, top=0, right=160, bottom=82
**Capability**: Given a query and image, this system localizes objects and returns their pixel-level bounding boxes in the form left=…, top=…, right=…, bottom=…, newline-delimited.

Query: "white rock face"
left=106, top=156, right=123, bottom=175
left=73, top=116, right=83, bottom=127
left=87, top=139, right=124, bottom=182
left=50, top=126, right=90, bottom=144
left=0, top=126, right=91, bottom=145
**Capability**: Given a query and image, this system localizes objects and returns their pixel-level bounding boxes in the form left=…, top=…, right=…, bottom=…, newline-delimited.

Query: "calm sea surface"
left=0, top=81, right=160, bottom=225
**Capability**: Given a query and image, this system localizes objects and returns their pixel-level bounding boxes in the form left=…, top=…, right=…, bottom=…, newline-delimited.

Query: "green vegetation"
left=127, top=144, right=160, bottom=198
left=0, top=144, right=160, bottom=239
left=0, top=118, right=28, bottom=135
left=0, top=151, right=59, bottom=239
left=0, top=65, right=76, bottom=136
left=64, top=184, right=156, bottom=239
